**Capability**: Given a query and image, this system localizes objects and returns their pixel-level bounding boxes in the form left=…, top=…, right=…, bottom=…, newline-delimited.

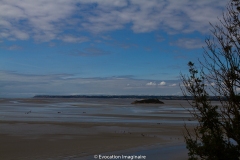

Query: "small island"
left=131, top=98, right=164, bottom=104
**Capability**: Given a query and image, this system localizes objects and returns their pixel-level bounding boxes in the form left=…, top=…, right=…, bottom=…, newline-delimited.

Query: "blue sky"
left=0, top=0, right=228, bottom=98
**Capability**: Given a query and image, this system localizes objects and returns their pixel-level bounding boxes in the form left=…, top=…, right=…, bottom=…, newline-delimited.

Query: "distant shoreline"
left=33, top=95, right=222, bottom=101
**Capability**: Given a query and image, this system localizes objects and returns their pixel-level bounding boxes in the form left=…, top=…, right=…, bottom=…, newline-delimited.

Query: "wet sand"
left=0, top=98, right=195, bottom=159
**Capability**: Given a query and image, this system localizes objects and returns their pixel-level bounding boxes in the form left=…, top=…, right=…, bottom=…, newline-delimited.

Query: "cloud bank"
left=0, top=71, right=181, bottom=97
left=0, top=0, right=227, bottom=42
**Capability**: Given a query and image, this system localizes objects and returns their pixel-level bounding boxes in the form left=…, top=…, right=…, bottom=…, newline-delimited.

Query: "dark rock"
left=131, top=98, right=164, bottom=104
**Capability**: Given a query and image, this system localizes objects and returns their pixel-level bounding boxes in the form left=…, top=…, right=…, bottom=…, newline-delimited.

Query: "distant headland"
left=33, top=95, right=222, bottom=101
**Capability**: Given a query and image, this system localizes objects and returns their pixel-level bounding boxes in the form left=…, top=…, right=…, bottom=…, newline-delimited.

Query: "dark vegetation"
left=131, top=99, right=164, bottom=104
left=181, top=0, right=240, bottom=159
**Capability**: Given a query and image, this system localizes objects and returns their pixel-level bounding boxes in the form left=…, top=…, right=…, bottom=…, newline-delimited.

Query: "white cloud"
left=0, top=0, right=76, bottom=41
left=61, top=35, right=89, bottom=43
left=210, top=82, right=215, bottom=86
left=204, top=82, right=216, bottom=86
left=6, top=45, right=23, bottom=50
left=146, top=82, right=156, bottom=86
left=80, top=0, right=226, bottom=34
left=159, top=81, right=166, bottom=86
left=0, top=0, right=227, bottom=42
left=169, top=83, right=177, bottom=87
left=172, top=38, right=205, bottom=49
left=11, top=30, right=29, bottom=40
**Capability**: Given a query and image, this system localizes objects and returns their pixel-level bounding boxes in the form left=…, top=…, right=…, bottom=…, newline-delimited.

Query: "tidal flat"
left=0, top=98, right=208, bottom=160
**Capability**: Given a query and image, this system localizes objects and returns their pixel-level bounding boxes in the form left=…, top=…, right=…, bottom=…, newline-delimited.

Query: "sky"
left=0, top=0, right=228, bottom=98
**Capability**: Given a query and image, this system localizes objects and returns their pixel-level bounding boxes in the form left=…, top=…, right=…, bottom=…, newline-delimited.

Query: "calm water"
left=0, top=98, right=196, bottom=124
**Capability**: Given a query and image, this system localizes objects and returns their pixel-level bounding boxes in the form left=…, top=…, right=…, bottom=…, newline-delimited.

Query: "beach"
left=0, top=98, right=197, bottom=160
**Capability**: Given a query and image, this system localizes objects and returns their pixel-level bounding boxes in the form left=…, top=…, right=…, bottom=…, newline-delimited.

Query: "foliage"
left=181, top=0, right=240, bottom=159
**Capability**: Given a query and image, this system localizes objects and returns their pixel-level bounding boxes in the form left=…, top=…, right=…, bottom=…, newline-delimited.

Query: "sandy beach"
left=0, top=98, right=197, bottom=160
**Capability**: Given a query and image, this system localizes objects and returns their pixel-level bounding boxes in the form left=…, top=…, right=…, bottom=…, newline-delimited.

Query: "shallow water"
left=0, top=98, right=195, bottom=124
